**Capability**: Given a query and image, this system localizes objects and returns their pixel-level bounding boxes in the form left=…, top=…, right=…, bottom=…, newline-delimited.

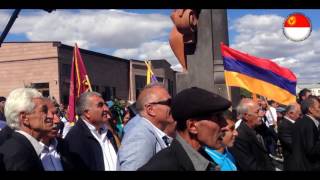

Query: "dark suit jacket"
left=287, top=115, right=320, bottom=171
left=138, top=138, right=217, bottom=171
left=230, top=121, right=274, bottom=171
left=0, top=132, right=44, bottom=171
left=277, top=117, right=294, bottom=170
left=63, top=118, right=104, bottom=170
left=53, top=137, right=74, bottom=171
left=138, top=138, right=196, bottom=171
left=0, top=125, right=14, bottom=146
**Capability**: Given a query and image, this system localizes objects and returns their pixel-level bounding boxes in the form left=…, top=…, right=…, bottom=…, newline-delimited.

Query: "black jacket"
left=277, top=117, right=294, bottom=170
left=230, top=121, right=274, bottom=171
left=0, top=132, right=44, bottom=171
left=287, top=115, right=320, bottom=171
left=139, top=138, right=217, bottom=171
left=0, top=125, right=14, bottom=146
left=63, top=118, right=104, bottom=170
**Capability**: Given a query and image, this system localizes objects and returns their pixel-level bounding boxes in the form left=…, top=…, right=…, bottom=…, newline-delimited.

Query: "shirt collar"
left=16, top=130, right=44, bottom=156
left=82, top=117, right=108, bottom=138
left=205, top=146, right=227, bottom=160
left=40, top=138, right=58, bottom=152
left=306, top=114, right=319, bottom=128
left=176, top=134, right=210, bottom=171
left=284, top=116, right=296, bottom=124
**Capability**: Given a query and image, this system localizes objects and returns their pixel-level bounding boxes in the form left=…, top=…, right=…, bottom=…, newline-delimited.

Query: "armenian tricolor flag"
left=221, top=43, right=297, bottom=105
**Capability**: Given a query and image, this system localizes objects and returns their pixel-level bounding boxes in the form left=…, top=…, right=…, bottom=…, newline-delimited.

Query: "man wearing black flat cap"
left=139, top=87, right=231, bottom=171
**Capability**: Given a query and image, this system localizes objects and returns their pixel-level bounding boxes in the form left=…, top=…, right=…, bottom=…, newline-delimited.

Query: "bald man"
left=278, top=103, right=301, bottom=170
left=230, top=99, right=275, bottom=171
left=117, top=83, right=173, bottom=170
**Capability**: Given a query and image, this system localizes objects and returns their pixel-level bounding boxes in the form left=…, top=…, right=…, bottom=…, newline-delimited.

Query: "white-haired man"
left=230, top=99, right=275, bottom=171
left=0, top=88, right=53, bottom=171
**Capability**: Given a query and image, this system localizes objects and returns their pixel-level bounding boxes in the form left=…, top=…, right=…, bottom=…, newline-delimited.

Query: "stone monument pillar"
left=173, top=9, right=240, bottom=112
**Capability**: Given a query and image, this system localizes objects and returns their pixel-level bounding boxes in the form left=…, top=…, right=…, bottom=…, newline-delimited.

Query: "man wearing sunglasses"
left=139, top=87, right=231, bottom=171
left=118, top=83, right=173, bottom=171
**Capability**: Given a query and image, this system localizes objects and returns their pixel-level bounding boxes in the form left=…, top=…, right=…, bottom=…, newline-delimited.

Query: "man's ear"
left=186, top=119, right=198, bottom=135
left=308, top=106, right=314, bottom=115
left=20, top=112, right=30, bottom=127
left=83, top=109, right=90, bottom=120
left=145, top=104, right=156, bottom=117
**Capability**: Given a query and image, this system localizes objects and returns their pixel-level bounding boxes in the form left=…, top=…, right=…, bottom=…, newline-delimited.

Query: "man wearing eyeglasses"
left=0, top=88, right=52, bottom=171
left=63, top=92, right=117, bottom=171
left=117, top=83, right=173, bottom=171
left=139, top=87, right=231, bottom=171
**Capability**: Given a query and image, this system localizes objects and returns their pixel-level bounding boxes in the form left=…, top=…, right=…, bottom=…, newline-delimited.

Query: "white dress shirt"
left=284, top=116, right=296, bottom=124
left=265, top=107, right=277, bottom=127
left=83, top=119, right=117, bottom=171
left=40, top=139, right=63, bottom=171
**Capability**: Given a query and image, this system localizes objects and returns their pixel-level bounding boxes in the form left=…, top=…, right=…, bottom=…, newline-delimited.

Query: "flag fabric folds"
left=221, top=43, right=297, bottom=105
left=67, top=43, right=92, bottom=122
left=144, top=60, right=158, bottom=85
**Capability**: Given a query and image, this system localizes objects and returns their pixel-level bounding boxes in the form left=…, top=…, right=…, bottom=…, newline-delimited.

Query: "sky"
left=1, top=9, right=319, bottom=86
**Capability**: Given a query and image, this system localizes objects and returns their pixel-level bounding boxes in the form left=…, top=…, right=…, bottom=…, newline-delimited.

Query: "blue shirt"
left=204, top=147, right=237, bottom=171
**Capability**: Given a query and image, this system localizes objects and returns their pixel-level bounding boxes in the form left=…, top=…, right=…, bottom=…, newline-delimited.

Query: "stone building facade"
left=0, top=42, right=176, bottom=104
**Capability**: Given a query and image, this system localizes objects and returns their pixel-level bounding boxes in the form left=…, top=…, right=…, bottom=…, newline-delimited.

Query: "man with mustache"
left=204, top=110, right=239, bottom=171
left=139, top=87, right=231, bottom=171
left=63, top=92, right=117, bottom=171
left=39, top=98, right=68, bottom=171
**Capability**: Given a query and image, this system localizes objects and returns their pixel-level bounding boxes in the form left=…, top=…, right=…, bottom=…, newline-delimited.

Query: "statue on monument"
left=169, top=9, right=200, bottom=71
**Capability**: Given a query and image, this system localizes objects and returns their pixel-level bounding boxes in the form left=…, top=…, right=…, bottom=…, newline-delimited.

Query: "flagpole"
left=128, top=59, right=134, bottom=102
left=224, top=71, right=232, bottom=102
left=145, top=60, right=151, bottom=85
left=85, top=75, right=93, bottom=92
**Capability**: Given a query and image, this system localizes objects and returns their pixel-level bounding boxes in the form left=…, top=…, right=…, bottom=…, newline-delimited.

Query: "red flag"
left=67, top=43, right=92, bottom=122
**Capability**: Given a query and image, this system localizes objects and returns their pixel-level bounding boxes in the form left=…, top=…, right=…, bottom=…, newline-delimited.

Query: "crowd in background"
left=0, top=85, right=319, bottom=171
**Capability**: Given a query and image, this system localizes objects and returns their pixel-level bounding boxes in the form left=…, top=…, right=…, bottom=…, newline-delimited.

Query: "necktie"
left=107, top=130, right=118, bottom=152
left=162, top=136, right=170, bottom=146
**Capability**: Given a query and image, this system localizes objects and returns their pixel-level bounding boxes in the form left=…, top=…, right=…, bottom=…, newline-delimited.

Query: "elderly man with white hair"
left=0, top=88, right=53, bottom=171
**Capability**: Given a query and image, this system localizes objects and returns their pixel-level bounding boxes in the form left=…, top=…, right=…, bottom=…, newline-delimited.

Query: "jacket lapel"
left=170, top=139, right=195, bottom=170
left=140, top=117, right=167, bottom=149
left=241, top=121, right=267, bottom=152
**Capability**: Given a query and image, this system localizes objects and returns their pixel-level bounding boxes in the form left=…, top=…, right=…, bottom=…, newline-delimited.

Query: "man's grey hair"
left=5, top=88, right=43, bottom=130
left=236, top=98, right=253, bottom=119
left=301, top=96, right=318, bottom=115
left=285, top=104, right=297, bottom=114
left=135, top=83, right=166, bottom=112
left=76, top=91, right=102, bottom=116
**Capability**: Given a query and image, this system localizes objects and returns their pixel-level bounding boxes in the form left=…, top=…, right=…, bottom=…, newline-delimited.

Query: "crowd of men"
left=0, top=85, right=319, bottom=171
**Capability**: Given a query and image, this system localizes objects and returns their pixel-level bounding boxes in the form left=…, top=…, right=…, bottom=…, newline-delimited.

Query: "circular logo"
left=283, top=12, right=312, bottom=42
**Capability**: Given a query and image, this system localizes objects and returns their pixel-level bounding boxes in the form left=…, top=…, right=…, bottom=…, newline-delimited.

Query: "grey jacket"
left=117, top=114, right=167, bottom=170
